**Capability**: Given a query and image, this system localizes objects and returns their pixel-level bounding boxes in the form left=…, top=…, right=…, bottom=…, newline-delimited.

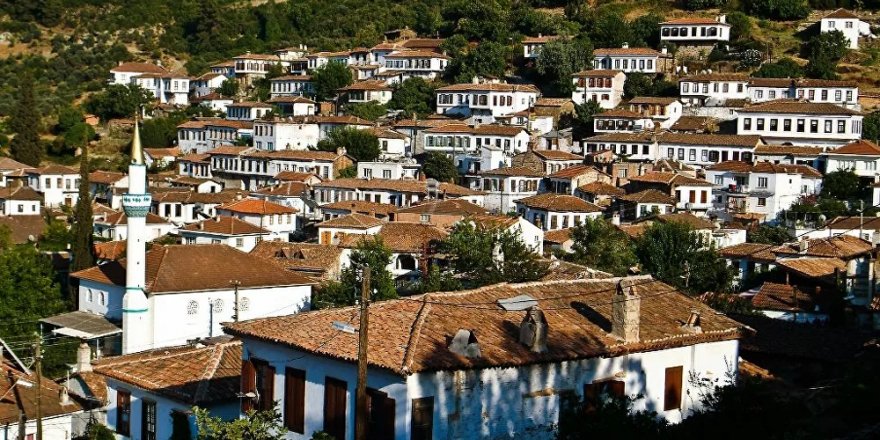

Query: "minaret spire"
left=121, top=112, right=153, bottom=354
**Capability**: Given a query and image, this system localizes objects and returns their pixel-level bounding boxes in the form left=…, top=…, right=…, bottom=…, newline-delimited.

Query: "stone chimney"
left=612, top=211, right=621, bottom=226
left=717, top=14, right=726, bottom=24
left=681, top=309, right=702, bottom=333
left=611, top=280, right=640, bottom=343
left=336, top=147, right=347, bottom=156
left=59, top=387, right=71, bottom=405
left=519, top=306, right=548, bottom=353
left=798, top=236, right=810, bottom=254
left=622, top=42, right=629, bottom=49
left=661, top=46, right=668, bottom=55
left=76, top=342, right=92, bottom=373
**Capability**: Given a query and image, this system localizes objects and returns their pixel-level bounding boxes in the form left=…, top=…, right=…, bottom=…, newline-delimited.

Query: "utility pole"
left=355, top=265, right=371, bottom=440
left=33, top=334, right=42, bottom=440
left=860, top=200, right=865, bottom=239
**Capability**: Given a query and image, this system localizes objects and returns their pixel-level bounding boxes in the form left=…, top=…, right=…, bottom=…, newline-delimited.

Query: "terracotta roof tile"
left=28, top=164, right=77, bottom=175
left=541, top=260, right=614, bottom=281
left=578, top=182, right=625, bottom=196
left=1, top=358, right=83, bottom=424
left=751, top=282, right=815, bottom=312
left=719, top=243, right=777, bottom=263
left=516, top=193, right=603, bottom=213
left=523, top=35, right=563, bottom=44
left=94, top=240, right=126, bottom=260
left=548, top=165, right=605, bottom=180
left=754, top=145, right=824, bottom=156
left=0, top=215, right=46, bottom=244
left=571, top=70, right=623, bottom=78
left=585, top=133, right=655, bottom=143
left=670, top=116, right=716, bottom=132
left=98, top=211, right=169, bottom=226
left=662, top=17, right=729, bottom=25
left=110, top=62, right=169, bottom=74
left=529, top=149, right=583, bottom=161
left=825, top=215, right=880, bottom=230
left=772, top=235, right=872, bottom=259
left=321, top=200, right=398, bottom=216
left=436, top=83, right=539, bottom=93
left=314, top=178, right=483, bottom=197
left=467, top=214, right=519, bottom=229
left=828, top=140, right=880, bottom=156
left=596, top=109, right=644, bottom=119
left=747, top=77, right=857, bottom=88
left=317, top=213, right=384, bottom=229
left=217, top=199, right=298, bottom=215
left=628, top=96, right=678, bottom=105
left=775, top=257, right=847, bottom=278
left=823, top=8, right=860, bottom=19
left=274, top=171, right=320, bottom=182
left=680, top=73, right=749, bottom=83
left=657, top=133, right=763, bottom=148
left=479, top=166, right=544, bottom=178
left=71, top=244, right=313, bottom=293
left=250, top=241, right=343, bottom=275
left=594, top=47, right=664, bottom=56
left=656, top=213, right=716, bottom=230
left=620, top=189, right=676, bottom=205
left=339, top=80, right=393, bottom=92
left=543, top=228, right=573, bottom=244
left=180, top=216, right=269, bottom=235
left=339, top=222, right=447, bottom=253
left=0, top=157, right=31, bottom=170
left=394, top=199, right=487, bottom=216
left=253, top=182, right=309, bottom=197
left=224, top=277, right=747, bottom=375
left=144, top=147, right=181, bottom=158
left=0, top=185, right=41, bottom=201
left=94, top=340, right=242, bottom=405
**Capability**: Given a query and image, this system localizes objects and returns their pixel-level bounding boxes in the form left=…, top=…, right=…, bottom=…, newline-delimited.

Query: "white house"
left=357, top=160, right=420, bottom=180
left=421, top=124, right=531, bottom=156
left=194, top=93, right=234, bottom=113
left=435, top=83, right=540, bottom=124
left=748, top=78, right=859, bottom=109
left=571, top=70, right=626, bottom=109
left=223, top=276, right=747, bottom=440
left=705, top=161, right=823, bottom=222
left=316, top=213, right=384, bottom=245
left=382, top=50, right=449, bottom=82
left=267, top=96, right=317, bottom=117
left=190, top=72, right=227, bottom=97
left=522, top=34, right=564, bottom=58
left=233, top=53, right=292, bottom=87
left=270, top=75, right=315, bottom=98
left=226, top=102, right=274, bottom=121
left=339, top=80, right=393, bottom=105
left=367, top=127, right=411, bottom=159
left=679, top=74, right=749, bottom=107
left=109, top=61, right=169, bottom=85
left=515, top=193, right=603, bottom=231
left=95, top=339, right=241, bottom=440
left=180, top=216, right=282, bottom=252
left=737, top=100, right=863, bottom=147
left=592, top=45, right=671, bottom=74
left=0, top=185, right=41, bottom=216
left=657, top=133, right=762, bottom=167
left=593, top=109, right=655, bottom=133
left=619, top=189, right=677, bottom=219
left=467, top=213, right=545, bottom=254
left=150, top=188, right=241, bottom=225
left=626, top=97, right=682, bottom=130
left=130, top=72, right=190, bottom=106
left=478, top=166, right=543, bottom=213
left=660, top=16, right=730, bottom=45
left=27, top=165, right=79, bottom=207
left=313, top=178, right=484, bottom=209
left=820, top=9, right=872, bottom=49
left=626, top=172, right=715, bottom=216
left=824, top=139, right=880, bottom=178
left=209, top=147, right=354, bottom=189
left=216, top=198, right=300, bottom=236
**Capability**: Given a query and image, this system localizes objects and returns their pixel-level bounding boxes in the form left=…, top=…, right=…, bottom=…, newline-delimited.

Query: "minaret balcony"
left=122, top=193, right=152, bottom=218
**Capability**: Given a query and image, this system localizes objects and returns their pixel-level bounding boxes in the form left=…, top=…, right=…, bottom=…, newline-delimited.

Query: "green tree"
left=805, top=31, right=849, bottom=80
left=566, top=217, right=638, bottom=276
left=337, top=166, right=357, bottom=178
left=863, top=110, right=880, bottom=142
left=55, top=105, right=84, bottom=135
left=194, top=407, right=286, bottom=440
left=316, top=127, right=380, bottom=162
left=630, top=13, right=663, bottom=48
left=70, top=145, right=95, bottom=273
left=422, top=152, right=459, bottom=182
left=0, top=224, right=12, bottom=251
left=60, top=122, right=96, bottom=155
left=445, top=40, right=509, bottom=84
left=388, top=78, right=436, bottom=117
left=561, top=100, right=603, bottom=138
left=438, top=222, right=549, bottom=288
left=8, top=75, right=44, bottom=167
left=635, top=221, right=735, bottom=294
left=313, top=237, right=397, bottom=308
left=821, top=169, right=860, bottom=200
left=345, top=101, right=386, bottom=121
left=682, top=0, right=725, bottom=10
left=85, top=84, right=153, bottom=121
left=441, top=0, right=511, bottom=41
left=747, top=225, right=794, bottom=245
left=0, top=246, right=67, bottom=342
left=557, top=395, right=667, bottom=440
left=218, top=79, right=240, bottom=98
left=535, top=38, right=593, bottom=97
left=141, top=115, right=186, bottom=147
left=312, top=62, right=353, bottom=102
left=81, top=420, right=116, bottom=440
left=39, top=219, right=72, bottom=252
left=745, top=0, right=810, bottom=21
left=589, top=10, right=632, bottom=48
left=752, top=57, right=804, bottom=78
left=623, top=72, right=655, bottom=99
left=727, top=12, right=752, bottom=42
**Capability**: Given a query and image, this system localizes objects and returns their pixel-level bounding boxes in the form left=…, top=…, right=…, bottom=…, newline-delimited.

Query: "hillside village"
left=3, top=1, right=880, bottom=439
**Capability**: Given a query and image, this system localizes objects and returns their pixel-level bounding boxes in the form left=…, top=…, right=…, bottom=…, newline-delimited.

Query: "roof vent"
left=519, top=306, right=548, bottom=353
left=497, top=294, right=538, bottom=311
left=681, top=309, right=702, bottom=334
left=448, top=329, right=481, bottom=358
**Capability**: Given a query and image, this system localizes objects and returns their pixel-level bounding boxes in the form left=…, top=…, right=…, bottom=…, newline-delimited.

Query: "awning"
left=40, top=311, right=122, bottom=339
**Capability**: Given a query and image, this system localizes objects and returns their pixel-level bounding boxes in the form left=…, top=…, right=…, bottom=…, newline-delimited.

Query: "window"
left=100, top=292, right=106, bottom=306
left=835, top=90, right=842, bottom=101
left=796, top=119, right=805, bottom=132
left=846, top=21, right=854, bottom=29
left=142, top=400, right=157, bottom=440
left=769, top=119, right=778, bottom=131
left=324, top=377, right=348, bottom=440
left=838, top=120, right=846, bottom=133
left=783, top=119, right=792, bottom=131
left=825, top=120, right=833, bottom=133
left=715, top=176, right=723, bottom=185
left=367, top=388, right=396, bottom=440
left=689, top=149, right=696, bottom=161
left=284, top=368, right=306, bottom=433
left=743, top=118, right=751, bottom=130
left=821, top=90, right=828, bottom=101
left=236, top=237, right=244, bottom=247
left=810, top=120, right=819, bottom=133
left=677, top=149, right=685, bottom=160
left=185, top=237, right=195, bottom=245
left=117, top=390, right=131, bottom=436
left=584, top=380, right=625, bottom=413
left=411, top=397, right=434, bottom=440
left=756, top=119, right=765, bottom=130
left=757, top=197, right=767, bottom=207
left=664, top=366, right=683, bottom=411
left=757, top=177, right=768, bottom=188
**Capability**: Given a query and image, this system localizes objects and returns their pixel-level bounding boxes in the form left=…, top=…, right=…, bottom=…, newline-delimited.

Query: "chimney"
left=336, top=147, right=347, bottom=156
left=519, top=306, right=548, bottom=353
left=717, top=14, right=726, bottom=24
left=612, top=211, right=621, bottom=226
left=448, top=329, right=481, bottom=358
left=798, top=236, right=810, bottom=254
left=681, top=309, right=702, bottom=333
left=76, top=342, right=92, bottom=373
left=661, top=46, right=668, bottom=55
left=622, top=42, right=629, bottom=49
left=59, top=387, right=71, bottom=406
left=611, top=280, right=640, bottom=343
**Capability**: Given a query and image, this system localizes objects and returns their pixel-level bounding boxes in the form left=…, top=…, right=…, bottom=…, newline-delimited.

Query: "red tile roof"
left=110, top=62, right=170, bottom=74
left=93, top=340, right=242, bottom=405
left=180, top=216, right=269, bottom=235
left=772, top=235, right=872, bottom=259
left=823, top=8, right=860, bottom=19
left=317, top=213, right=384, bottom=229
left=529, top=150, right=583, bottom=161
left=571, top=70, right=623, bottom=78
left=71, top=244, right=313, bottom=293
left=594, top=47, right=664, bottom=56
left=739, top=100, right=861, bottom=116
left=436, top=83, right=539, bottom=93
left=339, top=222, right=447, bottom=252
left=776, top=257, right=847, bottom=278
left=394, top=199, right=487, bottom=216
left=578, top=182, right=625, bottom=196
left=828, top=140, right=880, bottom=156
left=719, top=243, right=777, bottom=263
left=321, top=200, right=398, bottom=217
left=1, top=357, right=83, bottom=424
left=217, top=199, right=298, bottom=215
left=662, top=17, right=729, bottom=25
left=224, top=277, right=747, bottom=375
left=479, top=166, right=544, bottom=178
left=94, top=240, right=126, bottom=260
left=274, top=171, right=320, bottom=182
left=751, top=282, right=816, bottom=312
left=547, top=164, right=605, bottom=180
left=516, top=193, right=603, bottom=213
left=620, top=189, right=676, bottom=205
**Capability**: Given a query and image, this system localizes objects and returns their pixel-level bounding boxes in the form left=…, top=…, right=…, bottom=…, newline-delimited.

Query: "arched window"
left=187, top=300, right=199, bottom=315
left=99, top=292, right=106, bottom=306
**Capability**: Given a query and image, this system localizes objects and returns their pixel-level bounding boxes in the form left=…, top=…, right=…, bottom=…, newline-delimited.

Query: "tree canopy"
left=534, top=38, right=593, bottom=97
left=85, top=84, right=153, bottom=121
left=421, top=152, right=459, bottom=182
left=566, top=218, right=638, bottom=276
left=312, top=237, right=397, bottom=308
left=311, top=62, right=353, bottom=102
left=388, top=78, right=436, bottom=117
left=8, top=75, right=43, bottom=166
left=316, top=127, right=380, bottom=162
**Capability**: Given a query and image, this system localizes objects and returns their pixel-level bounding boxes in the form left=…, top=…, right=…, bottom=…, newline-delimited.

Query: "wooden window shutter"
left=583, top=383, right=599, bottom=414
left=284, top=368, right=306, bottom=433
left=367, top=388, right=395, bottom=440
left=411, top=397, right=434, bottom=440
left=608, top=380, right=625, bottom=399
left=664, top=366, right=684, bottom=411
left=324, top=377, right=347, bottom=440
left=240, top=359, right=256, bottom=413
left=261, top=363, right=275, bottom=411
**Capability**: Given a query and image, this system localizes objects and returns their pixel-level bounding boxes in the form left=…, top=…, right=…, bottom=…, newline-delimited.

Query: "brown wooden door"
left=324, top=377, right=347, bottom=440
left=367, top=388, right=395, bottom=440
left=664, top=366, right=683, bottom=411
left=411, top=397, right=434, bottom=440
left=284, top=368, right=306, bottom=434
